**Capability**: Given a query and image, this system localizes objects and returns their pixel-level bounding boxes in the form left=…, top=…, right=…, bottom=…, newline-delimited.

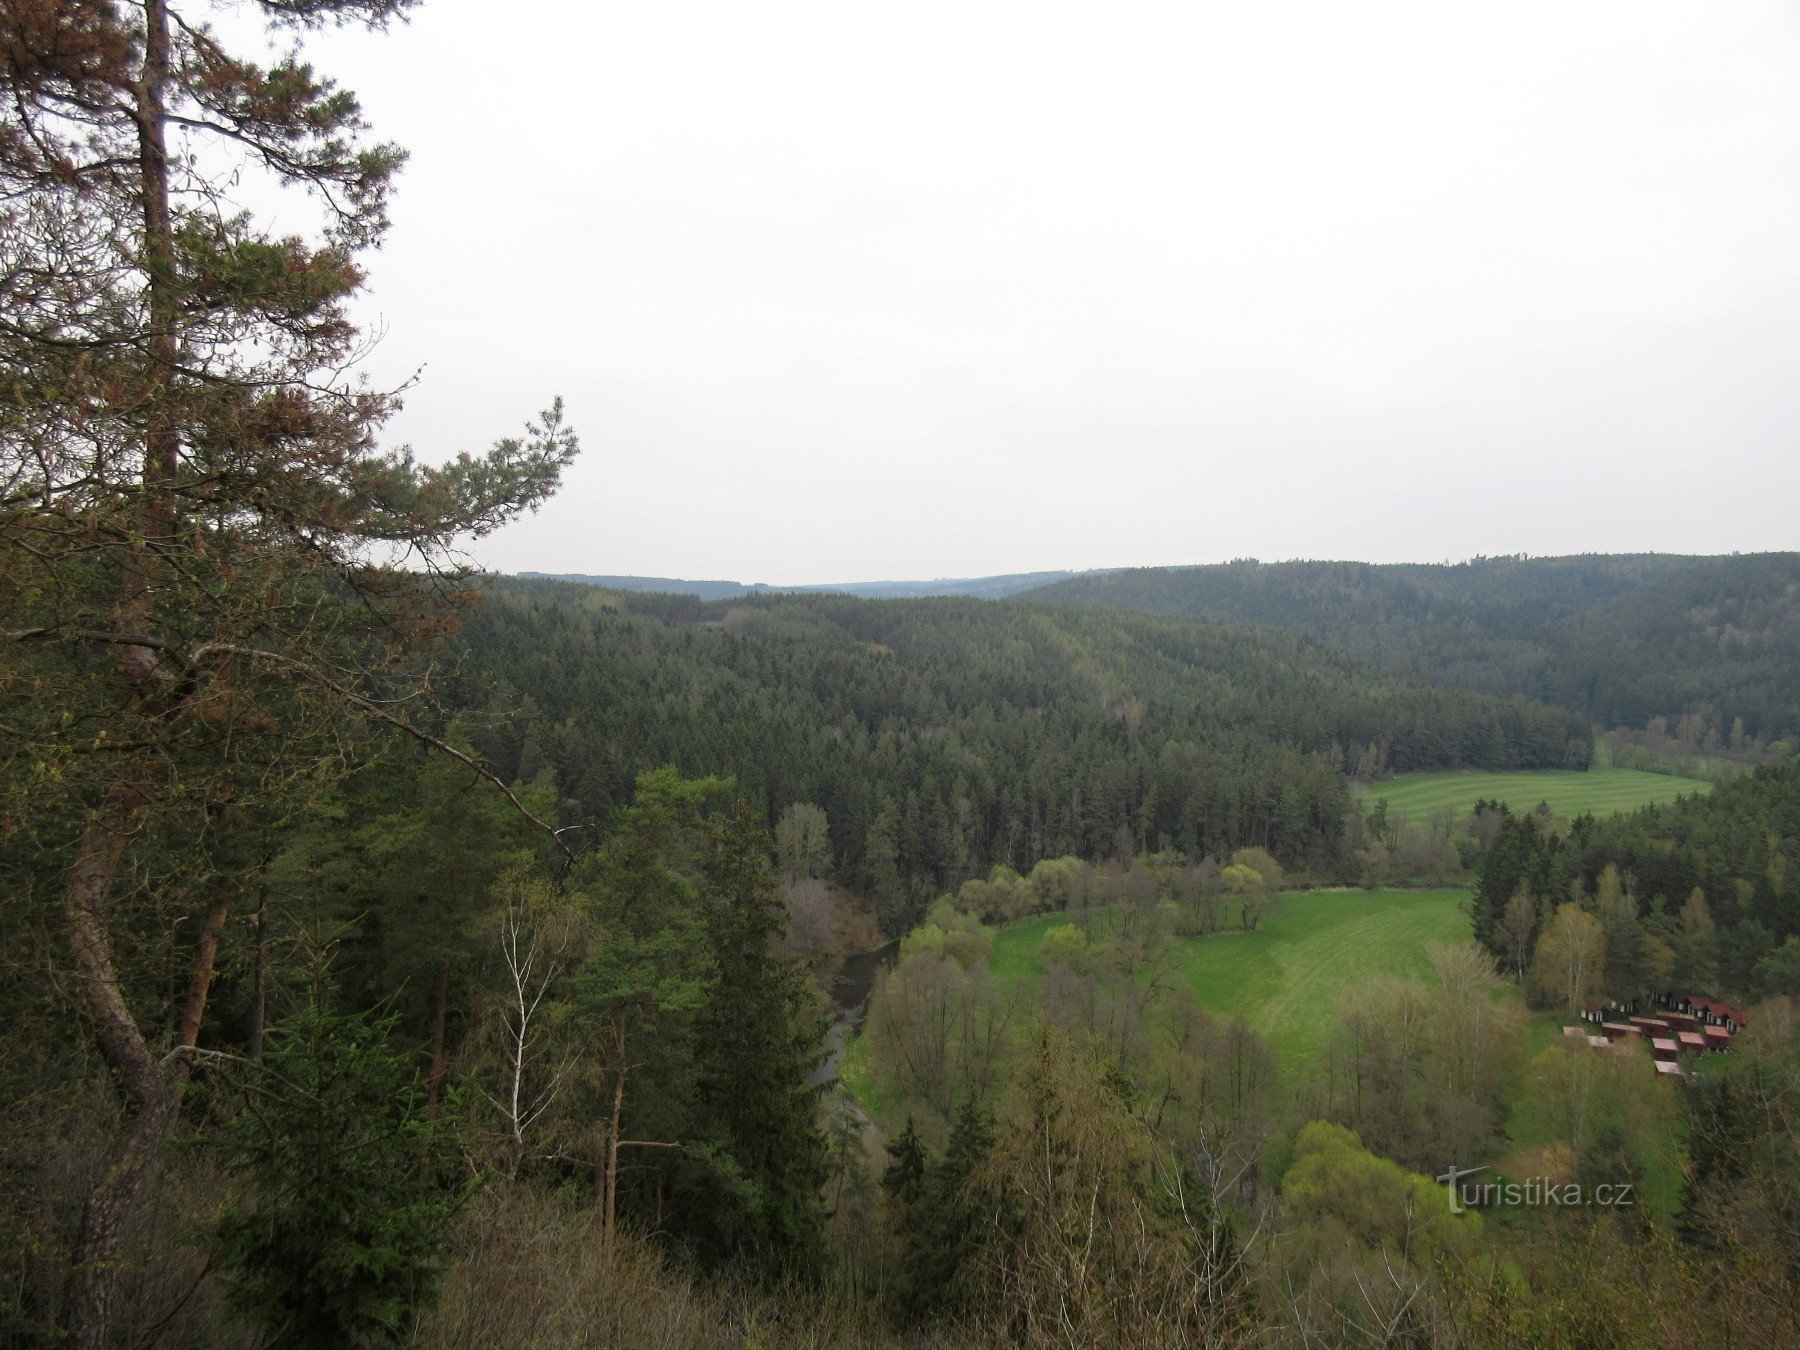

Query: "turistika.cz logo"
left=1436, top=1164, right=1635, bottom=1214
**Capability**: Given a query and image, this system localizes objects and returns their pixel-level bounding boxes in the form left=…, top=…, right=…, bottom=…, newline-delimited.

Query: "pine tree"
left=865, top=801, right=906, bottom=932
left=1475, top=815, right=1536, bottom=953
left=2, top=5, right=575, bottom=1338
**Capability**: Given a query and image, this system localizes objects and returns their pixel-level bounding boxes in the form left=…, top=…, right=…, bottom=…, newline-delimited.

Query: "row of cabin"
left=1655, top=992, right=1747, bottom=1031
left=1563, top=993, right=1746, bottom=1079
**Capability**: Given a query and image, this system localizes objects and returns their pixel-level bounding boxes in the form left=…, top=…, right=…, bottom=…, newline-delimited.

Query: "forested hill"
left=449, top=579, right=1587, bottom=927
left=1024, top=552, right=1800, bottom=744
left=520, top=568, right=1091, bottom=600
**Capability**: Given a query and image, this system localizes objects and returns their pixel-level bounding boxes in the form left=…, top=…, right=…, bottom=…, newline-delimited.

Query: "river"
left=809, top=938, right=899, bottom=1089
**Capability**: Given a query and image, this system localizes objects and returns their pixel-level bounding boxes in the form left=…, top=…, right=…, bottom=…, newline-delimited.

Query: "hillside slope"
left=1026, top=553, right=1800, bottom=742
left=448, top=580, right=1590, bottom=926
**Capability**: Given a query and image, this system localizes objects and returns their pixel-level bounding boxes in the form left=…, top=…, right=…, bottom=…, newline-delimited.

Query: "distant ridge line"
left=514, top=569, right=1106, bottom=602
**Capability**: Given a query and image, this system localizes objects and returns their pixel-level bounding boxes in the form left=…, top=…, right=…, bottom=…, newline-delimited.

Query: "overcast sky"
left=281, top=0, right=1800, bottom=583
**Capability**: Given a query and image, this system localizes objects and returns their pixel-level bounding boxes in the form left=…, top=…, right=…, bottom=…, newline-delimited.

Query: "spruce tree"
left=679, top=798, right=831, bottom=1278
left=571, top=768, right=720, bottom=1248
left=211, top=936, right=468, bottom=1347
left=882, top=1116, right=930, bottom=1213
left=904, top=1098, right=995, bottom=1321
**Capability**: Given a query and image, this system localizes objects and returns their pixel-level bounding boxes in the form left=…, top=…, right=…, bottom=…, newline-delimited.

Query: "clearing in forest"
left=990, top=888, right=1474, bottom=1069
left=1360, top=767, right=1710, bottom=821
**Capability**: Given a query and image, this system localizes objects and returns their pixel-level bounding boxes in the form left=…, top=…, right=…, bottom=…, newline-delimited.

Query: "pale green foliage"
left=906, top=900, right=993, bottom=971
left=1272, top=1120, right=1483, bottom=1341
left=1036, top=922, right=1089, bottom=972
left=1532, top=903, right=1607, bottom=1016
left=1280, top=1120, right=1480, bottom=1257
left=774, top=802, right=832, bottom=883
left=1512, top=1038, right=1686, bottom=1219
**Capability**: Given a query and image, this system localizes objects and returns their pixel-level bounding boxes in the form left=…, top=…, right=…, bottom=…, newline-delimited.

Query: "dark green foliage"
left=210, top=957, right=469, bottom=1347
left=1475, top=763, right=1800, bottom=997
left=1474, top=810, right=1567, bottom=952
left=1575, top=762, right=1800, bottom=944
left=448, top=579, right=1587, bottom=926
left=891, top=1099, right=995, bottom=1322
left=572, top=767, right=723, bottom=1032
left=675, top=799, right=831, bottom=1277
left=1753, top=938, right=1800, bottom=1000
left=568, top=769, right=721, bottom=1247
left=1031, top=552, right=1800, bottom=742
left=882, top=1117, right=930, bottom=1214
left=355, top=742, right=548, bottom=1077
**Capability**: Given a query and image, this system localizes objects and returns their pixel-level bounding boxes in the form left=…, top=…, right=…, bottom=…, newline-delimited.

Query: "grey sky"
left=292, top=0, right=1800, bottom=583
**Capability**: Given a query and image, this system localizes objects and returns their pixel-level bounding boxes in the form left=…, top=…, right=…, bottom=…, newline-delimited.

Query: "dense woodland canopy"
left=1029, top=553, right=1800, bottom=745
left=4, top=3, right=1799, bottom=1347
left=447, top=578, right=1589, bottom=927
left=1471, top=761, right=1800, bottom=1002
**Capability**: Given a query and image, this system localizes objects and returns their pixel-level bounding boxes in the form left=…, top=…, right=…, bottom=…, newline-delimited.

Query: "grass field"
left=1360, top=767, right=1710, bottom=821
left=988, top=889, right=1474, bottom=1069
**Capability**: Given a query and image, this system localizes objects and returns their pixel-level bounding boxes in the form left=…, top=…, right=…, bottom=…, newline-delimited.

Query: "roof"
left=1652, top=1038, right=1678, bottom=1052
left=1688, top=998, right=1750, bottom=1023
left=1656, top=1061, right=1685, bottom=1076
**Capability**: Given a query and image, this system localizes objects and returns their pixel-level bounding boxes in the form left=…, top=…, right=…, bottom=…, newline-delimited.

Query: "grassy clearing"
left=988, top=889, right=1474, bottom=1070
left=1360, top=767, right=1710, bottom=821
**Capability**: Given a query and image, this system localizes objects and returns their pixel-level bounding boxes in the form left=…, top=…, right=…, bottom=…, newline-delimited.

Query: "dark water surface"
left=810, top=939, right=899, bottom=1089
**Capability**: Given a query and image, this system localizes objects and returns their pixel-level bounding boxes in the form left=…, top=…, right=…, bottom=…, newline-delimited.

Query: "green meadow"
left=988, top=888, right=1475, bottom=1069
left=1360, top=767, right=1710, bottom=821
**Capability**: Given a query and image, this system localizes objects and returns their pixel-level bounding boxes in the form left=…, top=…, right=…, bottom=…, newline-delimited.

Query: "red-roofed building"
left=1679, top=1032, right=1707, bottom=1055
left=1656, top=1060, right=1685, bottom=1078
left=1651, top=1038, right=1679, bottom=1061
left=1689, top=998, right=1749, bottom=1030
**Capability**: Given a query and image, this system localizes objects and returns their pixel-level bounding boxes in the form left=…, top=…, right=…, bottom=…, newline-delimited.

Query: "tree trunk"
left=66, top=1094, right=175, bottom=1350
left=63, top=779, right=157, bottom=1349
left=249, top=885, right=269, bottom=1060
left=426, top=960, right=450, bottom=1109
left=62, top=779, right=232, bottom=1348
left=599, top=1013, right=629, bottom=1250
left=62, top=8, right=185, bottom=1337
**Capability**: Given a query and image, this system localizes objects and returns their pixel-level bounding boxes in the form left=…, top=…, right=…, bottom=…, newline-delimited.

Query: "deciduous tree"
left=1532, top=903, right=1607, bottom=1017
